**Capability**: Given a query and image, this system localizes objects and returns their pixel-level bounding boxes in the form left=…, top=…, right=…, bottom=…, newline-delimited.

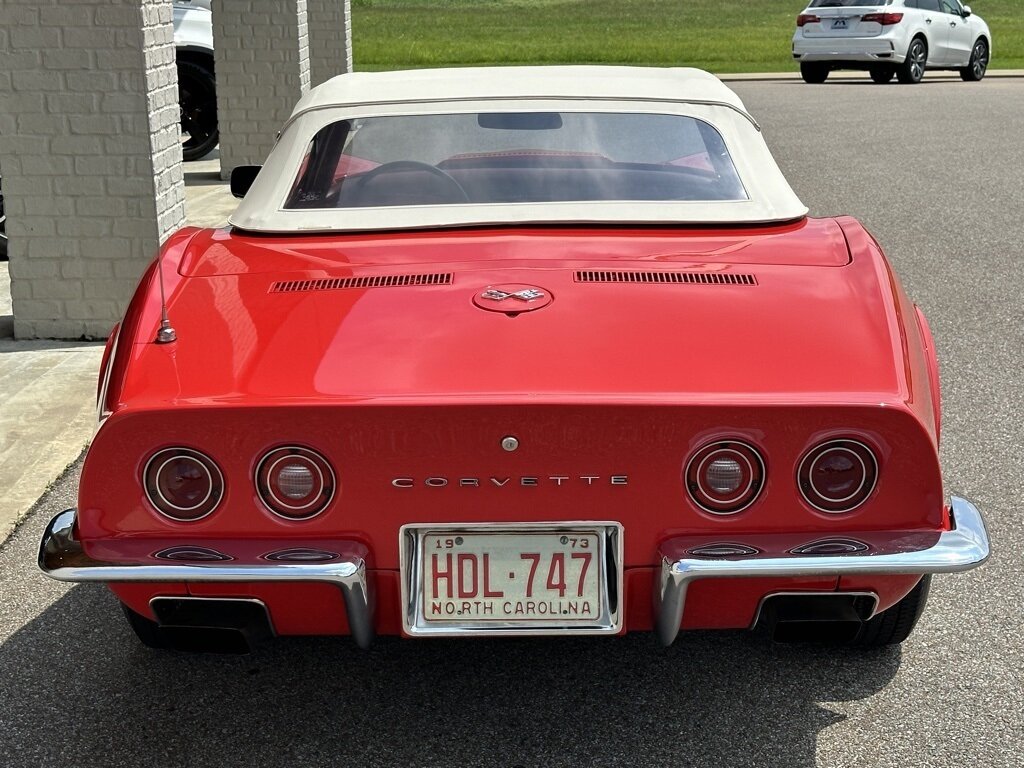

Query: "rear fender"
left=101, top=228, right=202, bottom=414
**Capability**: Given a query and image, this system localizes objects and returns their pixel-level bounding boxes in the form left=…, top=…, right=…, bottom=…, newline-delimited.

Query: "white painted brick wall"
left=213, top=0, right=312, bottom=178
left=0, top=0, right=186, bottom=340
left=308, top=0, right=353, bottom=87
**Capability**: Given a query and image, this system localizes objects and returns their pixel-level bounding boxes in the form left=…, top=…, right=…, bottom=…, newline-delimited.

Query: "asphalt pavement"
left=1, top=78, right=1022, bottom=767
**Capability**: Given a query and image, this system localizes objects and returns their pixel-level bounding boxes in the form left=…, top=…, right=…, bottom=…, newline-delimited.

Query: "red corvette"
left=39, top=67, right=989, bottom=652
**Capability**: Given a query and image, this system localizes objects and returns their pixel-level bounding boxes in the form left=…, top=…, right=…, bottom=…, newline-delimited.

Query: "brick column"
left=307, top=0, right=352, bottom=87
left=0, top=1, right=185, bottom=340
left=213, top=0, right=311, bottom=179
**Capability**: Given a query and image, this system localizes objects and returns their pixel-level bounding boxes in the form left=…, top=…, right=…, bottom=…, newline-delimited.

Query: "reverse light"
left=143, top=448, right=224, bottom=521
left=796, top=13, right=820, bottom=26
left=798, top=439, right=878, bottom=513
left=861, top=12, right=904, bottom=25
left=685, top=441, right=766, bottom=515
left=256, top=446, right=335, bottom=520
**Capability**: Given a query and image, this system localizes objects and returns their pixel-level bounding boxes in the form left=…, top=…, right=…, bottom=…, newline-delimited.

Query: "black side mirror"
left=230, top=165, right=261, bottom=199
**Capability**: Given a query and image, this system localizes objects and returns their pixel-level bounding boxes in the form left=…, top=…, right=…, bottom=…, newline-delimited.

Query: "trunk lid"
left=124, top=219, right=908, bottom=406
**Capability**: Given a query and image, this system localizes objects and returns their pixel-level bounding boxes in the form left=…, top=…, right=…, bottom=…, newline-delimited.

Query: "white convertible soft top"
left=230, top=66, right=808, bottom=233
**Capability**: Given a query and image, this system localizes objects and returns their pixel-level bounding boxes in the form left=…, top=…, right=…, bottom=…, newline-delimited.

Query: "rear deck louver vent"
left=574, top=271, right=757, bottom=286
left=271, top=273, right=453, bottom=293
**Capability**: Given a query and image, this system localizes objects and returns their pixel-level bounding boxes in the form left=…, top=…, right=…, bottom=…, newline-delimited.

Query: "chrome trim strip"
left=263, top=547, right=342, bottom=563
left=687, top=543, right=761, bottom=558
left=399, top=521, right=624, bottom=637
left=654, top=496, right=990, bottom=646
left=153, top=545, right=234, bottom=562
left=38, top=509, right=374, bottom=649
left=790, top=537, right=870, bottom=556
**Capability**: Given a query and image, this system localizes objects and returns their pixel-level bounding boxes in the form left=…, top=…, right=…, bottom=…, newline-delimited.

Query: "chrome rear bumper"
left=38, top=508, right=374, bottom=648
left=654, top=496, right=990, bottom=646
left=40, top=498, right=989, bottom=650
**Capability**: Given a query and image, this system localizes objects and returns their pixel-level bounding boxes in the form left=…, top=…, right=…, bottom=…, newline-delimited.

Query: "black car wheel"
left=851, top=575, right=931, bottom=647
left=869, top=65, right=895, bottom=84
left=897, top=38, right=928, bottom=84
left=178, top=59, right=219, bottom=162
left=960, top=38, right=989, bottom=82
left=800, top=63, right=830, bottom=84
left=767, top=576, right=932, bottom=647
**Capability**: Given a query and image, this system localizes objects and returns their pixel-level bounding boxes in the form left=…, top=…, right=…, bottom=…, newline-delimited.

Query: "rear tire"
left=869, top=65, right=895, bottom=84
left=177, top=59, right=219, bottom=162
left=897, top=38, right=928, bottom=84
left=960, top=39, right=989, bottom=81
left=800, top=63, right=830, bottom=84
left=851, top=575, right=932, bottom=647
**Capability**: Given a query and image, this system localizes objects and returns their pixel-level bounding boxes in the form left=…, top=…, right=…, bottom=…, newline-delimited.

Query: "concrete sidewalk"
left=0, top=154, right=238, bottom=543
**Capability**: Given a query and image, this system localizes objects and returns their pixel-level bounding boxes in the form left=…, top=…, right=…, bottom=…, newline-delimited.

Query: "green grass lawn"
left=352, top=0, right=1024, bottom=72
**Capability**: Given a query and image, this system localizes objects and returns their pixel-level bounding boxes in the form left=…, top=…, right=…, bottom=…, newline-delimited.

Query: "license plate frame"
left=831, top=17, right=849, bottom=29
left=400, top=522, right=624, bottom=637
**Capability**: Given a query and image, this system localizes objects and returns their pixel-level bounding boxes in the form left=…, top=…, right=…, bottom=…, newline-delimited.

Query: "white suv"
left=792, top=0, right=992, bottom=84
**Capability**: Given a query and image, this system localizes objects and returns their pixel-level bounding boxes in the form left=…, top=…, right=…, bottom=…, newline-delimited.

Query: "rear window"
left=285, top=112, right=747, bottom=209
left=808, top=0, right=892, bottom=6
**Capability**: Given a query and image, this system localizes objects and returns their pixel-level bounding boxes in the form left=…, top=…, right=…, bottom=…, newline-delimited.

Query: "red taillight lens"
left=798, top=439, right=878, bottom=513
left=797, top=13, right=821, bottom=26
left=685, top=441, right=766, bottom=515
left=143, top=448, right=223, bottom=521
left=861, top=12, right=904, bottom=25
left=256, top=446, right=335, bottom=520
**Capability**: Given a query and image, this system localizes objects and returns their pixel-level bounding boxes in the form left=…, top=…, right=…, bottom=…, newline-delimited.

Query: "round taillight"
left=143, top=448, right=223, bottom=521
left=685, top=441, right=765, bottom=515
left=255, top=446, right=335, bottom=520
left=798, top=439, right=878, bottom=513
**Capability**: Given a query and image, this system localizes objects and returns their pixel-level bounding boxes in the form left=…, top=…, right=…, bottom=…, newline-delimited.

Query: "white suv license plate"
left=832, top=18, right=849, bottom=29
left=401, top=523, right=623, bottom=636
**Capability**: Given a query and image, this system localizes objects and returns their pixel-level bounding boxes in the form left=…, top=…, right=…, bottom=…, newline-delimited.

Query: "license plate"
left=400, top=523, right=623, bottom=636
left=832, top=18, right=849, bottom=29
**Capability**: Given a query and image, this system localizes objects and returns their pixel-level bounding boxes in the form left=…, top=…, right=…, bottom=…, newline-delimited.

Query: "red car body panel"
left=91, top=216, right=942, bottom=636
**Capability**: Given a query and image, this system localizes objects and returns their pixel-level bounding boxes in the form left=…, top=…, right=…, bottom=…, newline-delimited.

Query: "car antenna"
left=154, top=247, right=177, bottom=344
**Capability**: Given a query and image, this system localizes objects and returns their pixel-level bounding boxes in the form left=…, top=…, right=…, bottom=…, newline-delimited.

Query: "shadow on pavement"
left=0, top=583, right=901, bottom=767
